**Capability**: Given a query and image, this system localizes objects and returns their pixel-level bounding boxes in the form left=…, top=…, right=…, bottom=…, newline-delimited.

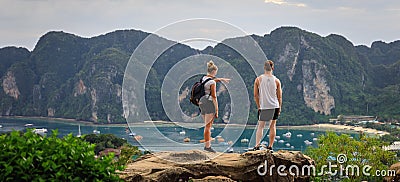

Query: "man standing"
left=253, top=60, right=282, bottom=151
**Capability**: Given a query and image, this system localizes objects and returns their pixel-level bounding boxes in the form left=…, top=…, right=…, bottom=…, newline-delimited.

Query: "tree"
left=305, top=132, right=396, bottom=181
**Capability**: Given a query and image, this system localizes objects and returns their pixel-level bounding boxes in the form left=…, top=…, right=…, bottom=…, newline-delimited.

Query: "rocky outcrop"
left=385, top=162, right=400, bottom=182
left=2, top=71, right=20, bottom=99
left=74, top=79, right=87, bottom=97
left=47, top=108, right=55, bottom=117
left=278, top=43, right=299, bottom=82
left=302, top=60, right=335, bottom=115
left=119, top=150, right=314, bottom=182
left=90, top=89, right=98, bottom=122
left=179, top=87, right=190, bottom=103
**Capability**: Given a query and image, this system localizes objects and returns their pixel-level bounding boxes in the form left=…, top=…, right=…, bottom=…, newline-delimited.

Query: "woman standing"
left=199, top=60, right=229, bottom=152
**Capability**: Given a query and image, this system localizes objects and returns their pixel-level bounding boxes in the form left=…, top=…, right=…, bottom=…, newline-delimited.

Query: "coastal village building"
left=330, top=115, right=377, bottom=123
left=383, top=141, right=400, bottom=151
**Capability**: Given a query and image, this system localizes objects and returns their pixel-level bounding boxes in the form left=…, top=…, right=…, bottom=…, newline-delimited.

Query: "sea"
left=0, top=117, right=358, bottom=153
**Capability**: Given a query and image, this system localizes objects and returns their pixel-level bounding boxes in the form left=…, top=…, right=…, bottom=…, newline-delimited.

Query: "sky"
left=1, top=0, right=400, bottom=50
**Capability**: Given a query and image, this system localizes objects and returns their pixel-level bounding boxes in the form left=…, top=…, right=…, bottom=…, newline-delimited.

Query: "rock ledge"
left=119, top=150, right=314, bottom=182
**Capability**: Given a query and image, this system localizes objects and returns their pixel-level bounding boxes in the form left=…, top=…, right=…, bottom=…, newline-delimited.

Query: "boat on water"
left=128, top=132, right=136, bottom=136
left=77, top=125, right=81, bottom=137
left=278, top=140, right=285, bottom=143
left=93, top=129, right=100, bottom=134
left=0, top=125, right=2, bottom=128
left=296, top=134, right=303, bottom=137
left=240, top=138, right=249, bottom=143
left=313, top=138, right=318, bottom=141
left=304, top=140, right=313, bottom=145
left=24, top=123, right=34, bottom=127
left=216, top=136, right=225, bottom=142
left=179, top=130, right=186, bottom=135
left=310, top=132, right=315, bottom=136
left=283, top=132, right=292, bottom=138
left=34, top=128, right=48, bottom=134
left=285, top=143, right=291, bottom=147
left=275, top=136, right=281, bottom=139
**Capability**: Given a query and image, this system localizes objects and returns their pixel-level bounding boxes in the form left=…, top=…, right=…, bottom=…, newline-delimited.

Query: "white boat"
left=304, top=140, right=313, bottom=145
left=129, top=132, right=136, bottom=136
left=34, top=128, right=48, bottom=134
left=93, top=129, right=100, bottom=134
left=275, top=136, right=281, bottom=139
left=283, top=132, right=292, bottom=138
left=261, top=141, right=268, bottom=145
left=296, top=134, right=303, bottom=137
left=24, top=123, right=34, bottom=127
left=240, top=138, right=249, bottom=143
left=310, top=133, right=315, bottom=136
left=278, top=140, right=285, bottom=143
left=226, top=147, right=234, bottom=153
left=0, top=125, right=2, bottom=128
left=76, top=125, right=81, bottom=137
left=312, top=138, right=318, bottom=141
left=285, top=143, right=291, bottom=147
left=179, top=130, right=186, bottom=135
left=290, top=146, right=294, bottom=149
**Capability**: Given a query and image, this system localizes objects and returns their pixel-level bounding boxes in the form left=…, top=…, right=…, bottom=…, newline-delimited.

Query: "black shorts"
left=258, top=108, right=280, bottom=121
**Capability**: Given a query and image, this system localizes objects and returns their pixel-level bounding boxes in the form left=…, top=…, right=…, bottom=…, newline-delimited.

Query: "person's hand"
left=221, top=78, right=231, bottom=83
left=215, top=111, right=219, bottom=118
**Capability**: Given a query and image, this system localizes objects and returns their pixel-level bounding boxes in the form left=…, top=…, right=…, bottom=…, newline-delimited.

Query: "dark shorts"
left=258, top=108, right=280, bottom=121
left=199, top=96, right=215, bottom=115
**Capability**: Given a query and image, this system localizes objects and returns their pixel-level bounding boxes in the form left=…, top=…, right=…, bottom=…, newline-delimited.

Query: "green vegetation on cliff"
left=0, top=27, right=399, bottom=124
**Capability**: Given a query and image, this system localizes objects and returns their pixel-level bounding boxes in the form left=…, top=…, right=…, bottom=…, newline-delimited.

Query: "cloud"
left=264, top=0, right=306, bottom=7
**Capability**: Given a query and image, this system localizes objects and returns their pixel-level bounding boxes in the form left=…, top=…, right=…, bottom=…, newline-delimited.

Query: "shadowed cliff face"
left=119, top=150, right=314, bottom=182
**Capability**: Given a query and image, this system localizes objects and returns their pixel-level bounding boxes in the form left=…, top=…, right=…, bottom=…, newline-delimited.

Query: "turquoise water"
left=0, top=118, right=357, bottom=153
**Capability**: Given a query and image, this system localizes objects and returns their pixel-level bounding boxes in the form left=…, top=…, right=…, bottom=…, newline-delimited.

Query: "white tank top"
left=259, top=74, right=279, bottom=109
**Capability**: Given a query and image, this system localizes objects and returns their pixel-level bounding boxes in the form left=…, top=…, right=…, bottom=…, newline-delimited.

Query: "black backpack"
left=190, top=77, right=213, bottom=106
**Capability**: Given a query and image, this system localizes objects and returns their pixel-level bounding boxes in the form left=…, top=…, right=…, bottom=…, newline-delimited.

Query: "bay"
left=0, top=117, right=357, bottom=153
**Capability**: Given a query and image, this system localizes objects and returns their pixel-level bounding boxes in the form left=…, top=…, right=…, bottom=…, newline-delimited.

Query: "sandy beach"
left=286, top=123, right=389, bottom=136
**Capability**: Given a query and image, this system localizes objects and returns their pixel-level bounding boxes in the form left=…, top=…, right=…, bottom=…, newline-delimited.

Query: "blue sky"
left=1, top=0, right=399, bottom=50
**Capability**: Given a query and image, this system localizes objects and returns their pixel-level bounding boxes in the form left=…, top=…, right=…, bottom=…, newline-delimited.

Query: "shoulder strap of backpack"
left=202, top=78, right=213, bottom=85
left=202, top=78, right=213, bottom=97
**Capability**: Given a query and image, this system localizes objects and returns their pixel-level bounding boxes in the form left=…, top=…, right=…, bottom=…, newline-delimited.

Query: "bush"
left=0, top=130, right=121, bottom=181
left=306, top=132, right=396, bottom=182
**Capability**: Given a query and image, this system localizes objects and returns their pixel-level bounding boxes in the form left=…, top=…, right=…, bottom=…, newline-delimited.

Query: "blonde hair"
left=207, top=60, right=218, bottom=74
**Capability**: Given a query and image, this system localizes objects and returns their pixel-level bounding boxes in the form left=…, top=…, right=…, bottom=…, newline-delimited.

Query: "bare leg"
left=255, top=121, right=266, bottom=147
left=203, top=113, right=214, bottom=148
left=268, top=120, right=276, bottom=148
